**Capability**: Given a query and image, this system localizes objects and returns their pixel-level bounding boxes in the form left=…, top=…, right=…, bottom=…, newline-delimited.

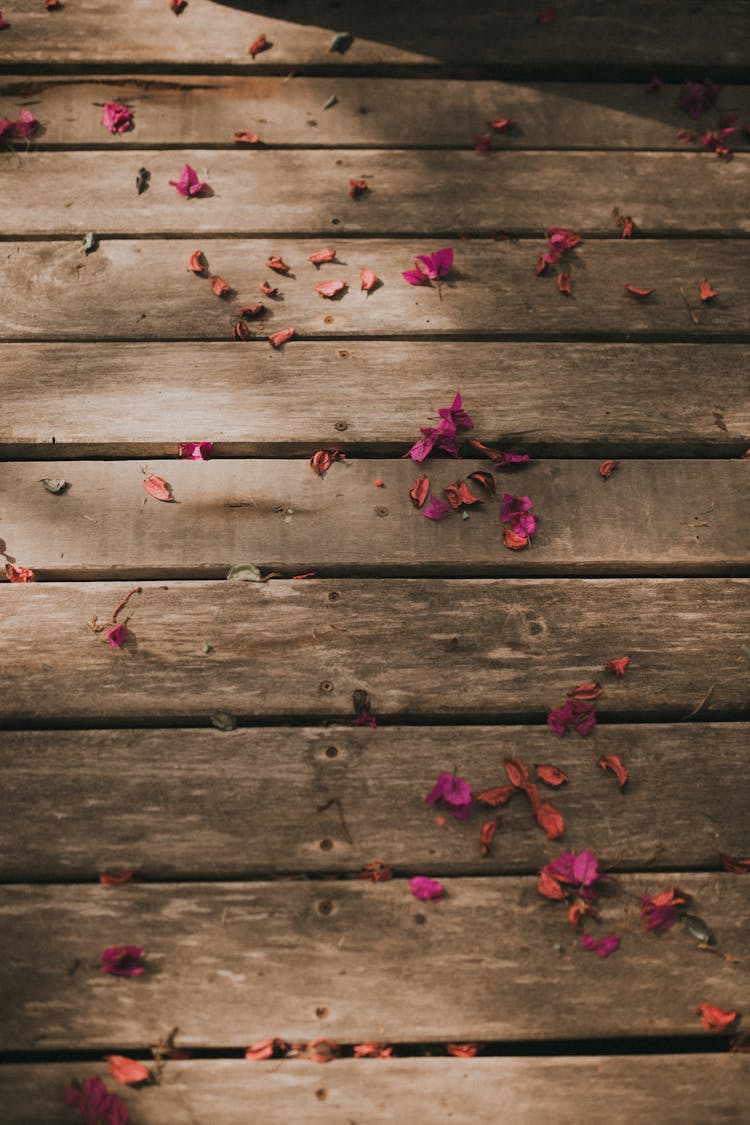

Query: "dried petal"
left=422, top=495, right=453, bottom=521
left=266, top=256, right=289, bottom=273
left=105, top=624, right=127, bottom=649
left=599, top=754, right=628, bottom=788
left=599, top=459, right=619, bottom=479
left=443, top=479, right=481, bottom=509
left=353, top=1043, right=394, bottom=1058
left=624, top=284, right=654, bottom=298
left=489, top=117, right=516, bottom=132
left=245, top=1038, right=288, bottom=1060
left=720, top=853, right=750, bottom=874
left=536, top=800, right=564, bottom=839
left=360, top=268, right=378, bottom=292
left=557, top=272, right=572, bottom=295
left=409, top=475, right=430, bottom=509
left=693, top=1004, right=738, bottom=1033
left=268, top=327, right=295, bottom=348
left=538, top=869, right=566, bottom=900
left=477, top=785, right=518, bottom=807
left=311, top=450, right=332, bottom=476
left=170, top=0, right=188, bottom=13
left=349, top=179, right=369, bottom=198
left=480, top=817, right=501, bottom=857
left=260, top=280, right=279, bottom=296
left=466, top=470, right=496, bottom=496
left=581, top=933, right=620, bottom=958
left=568, top=682, right=604, bottom=701
left=315, top=279, right=346, bottom=298
left=143, top=474, right=174, bottom=502
left=64, top=1077, right=130, bottom=1124
left=168, top=163, right=207, bottom=198
left=99, top=869, right=134, bottom=886
left=107, top=1055, right=150, bottom=1086
left=211, top=276, right=232, bottom=297
left=102, top=103, right=133, bottom=134
left=700, top=279, right=718, bottom=301
left=536, top=764, right=569, bottom=787
left=308, top=248, right=336, bottom=266
left=408, top=875, right=444, bottom=901
left=232, top=320, right=251, bottom=341
left=640, top=887, right=689, bottom=932
left=101, top=945, right=145, bottom=976
left=503, top=758, right=530, bottom=790
left=239, top=303, right=265, bottom=318
left=0, top=13, right=10, bottom=29
left=5, top=564, right=36, bottom=583
left=304, top=1038, right=340, bottom=1063
left=503, top=528, right=529, bottom=550
left=425, top=772, right=473, bottom=820
left=357, top=861, right=393, bottom=882
left=233, top=130, right=260, bottom=144
left=248, top=33, right=271, bottom=57
left=188, top=249, right=206, bottom=274
left=446, top=1043, right=478, bottom=1057
left=604, top=656, right=630, bottom=677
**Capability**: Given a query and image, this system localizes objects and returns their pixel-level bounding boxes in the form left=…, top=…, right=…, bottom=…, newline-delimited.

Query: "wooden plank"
left=3, top=76, right=750, bottom=149
left=0, top=875, right=747, bottom=1046
left=0, top=724, right=746, bottom=880
left=1, top=342, right=747, bottom=458
left=1, top=1, right=748, bottom=72
left=2, top=151, right=748, bottom=237
left=0, top=580, right=746, bottom=723
left=1, top=240, right=747, bottom=342
left=2, top=1057, right=749, bottom=1125
left=2, top=459, right=748, bottom=579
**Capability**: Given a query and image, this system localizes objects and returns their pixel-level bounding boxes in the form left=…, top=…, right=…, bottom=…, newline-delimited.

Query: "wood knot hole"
left=315, top=1089, right=327, bottom=1101
left=376, top=506, right=389, bottom=517
left=317, top=898, right=334, bottom=914
left=315, top=1006, right=329, bottom=1019
left=328, top=591, right=340, bottom=602
left=325, top=746, right=339, bottom=758
left=319, top=838, right=334, bottom=852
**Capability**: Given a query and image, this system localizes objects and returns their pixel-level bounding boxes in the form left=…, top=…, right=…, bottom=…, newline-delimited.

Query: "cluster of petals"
left=640, top=887, right=689, bottom=933
left=675, top=78, right=722, bottom=120
left=547, top=696, right=596, bottom=737
left=500, top=492, right=537, bottom=550
left=425, top=772, right=473, bottom=820
left=245, top=1037, right=289, bottom=1060
left=353, top=1042, right=394, bottom=1058
left=0, top=108, right=40, bottom=147
left=402, top=247, right=454, bottom=287
left=536, top=226, right=580, bottom=275
left=64, top=1077, right=129, bottom=1125
left=101, top=945, right=145, bottom=976
left=539, top=849, right=606, bottom=904
left=102, top=103, right=133, bottom=134
left=405, top=391, right=473, bottom=462
left=5, top=563, right=36, bottom=583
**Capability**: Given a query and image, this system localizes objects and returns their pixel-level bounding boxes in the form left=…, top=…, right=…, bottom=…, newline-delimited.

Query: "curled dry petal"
left=315, top=279, right=346, bottom=298
left=569, top=682, right=604, bottom=701
left=188, top=249, right=206, bottom=274
left=536, top=764, right=569, bottom=787
left=360, top=268, right=378, bottom=292
left=625, top=284, right=654, bottom=298
left=168, top=163, right=207, bottom=198
left=107, top=1055, right=151, bottom=1085
left=504, top=758, right=530, bottom=790
left=719, top=854, right=750, bottom=874
left=477, top=785, right=518, bottom=807
left=537, top=869, right=565, bottom=900
left=599, top=754, right=628, bottom=788
left=503, top=528, right=529, bottom=550
left=101, top=945, right=145, bottom=976
left=245, top=1038, right=288, bottom=1060
left=693, top=1004, right=739, bottom=1033
left=467, top=470, right=496, bottom=496
left=599, top=459, right=619, bottom=479
left=211, top=276, right=232, bottom=297
left=700, top=279, right=718, bottom=301
left=444, top=479, right=482, bottom=509
left=558, top=272, right=572, bottom=295
left=349, top=179, right=369, bottom=198
left=446, top=1043, right=479, bottom=1057
left=5, top=564, right=36, bottom=583
left=353, top=1043, right=394, bottom=1058
left=357, top=861, right=393, bottom=882
left=480, top=818, right=501, bottom=857
left=311, top=450, right=333, bottom=476
left=143, top=474, right=174, bottom=502
left=308, top=248, right=336, bottom=266
left=239, top=303, right=265, bottom=319
left=248, top=33, right=271, bottom=57
left=536, top=801, right=564, bottom=839
left=99, top=869, right=134, bottom=886
left=268, top=327, right=294, bottom=348
left=409, top=475, right=430, bottom=508
left=581, top=933, right=620, bottom=958
left=102, top=103, right=133, bottom=134
left=604, top=656, right=630, bottom=676
left=422, top=496, right=453, bottom=521
left=489, top=117, right=515, bottom=132
left=232, top=320, right=251, bottom=341
left=260, top=280, right=278, bottom=296
left=266, top=256, right=289, bottom=273
left=233, top=130, right=260, bottom=144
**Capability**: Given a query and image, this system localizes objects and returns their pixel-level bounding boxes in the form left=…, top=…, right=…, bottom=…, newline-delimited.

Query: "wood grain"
left=2, top=150, right=748, bottom=236
left=0, top=579, right=746, bottom=723
left=1, top=342, right=747, bottom=458
left=2, top=459, right=747, bottom=579
left=0, top=724, right=746, bottom=880
left=2, top=1057, right=750, bottom=1125
left=1, top=240, right=747, bottom=341
left=0, top=875, right=747, bottom=1047
left=3, top=76, right=749, bottom=149
left=1, top=1, right=748, bottom=72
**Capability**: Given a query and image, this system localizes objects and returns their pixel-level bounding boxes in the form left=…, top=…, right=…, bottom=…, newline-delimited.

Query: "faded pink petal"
left=169, top=163, right=207, bottom=198
left=425, top=772, right=473, bottom=820
left=500, top=492, right=533, bottom=523
left=308, top=248, right=336, bottom=266
left=105, top=624, right=127, bottom=650
left=422, top=496, right=453, bottom=521
left=581, top=933, right=620, bottom=958
left=102, top=103, right=133, bottom=134
left=547, top=697, right=596, bottom=737
left=178, top=441, right=213, bottom=460
left=408, top=876, right=444, bottom=902
left=315, top=279, right=346, bottom=298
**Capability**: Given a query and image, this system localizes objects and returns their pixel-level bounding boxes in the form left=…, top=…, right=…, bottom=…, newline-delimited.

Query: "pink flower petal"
left=169, top=163, right=207, bottom=198
left=422, top=496, right=453, bottom=521
left=102, top=103, right=133, bottom=134
left=402, top=266, right=428, bottom=286
left=408, top=876, right=444, bottom=902
left=178, top=441, right=214, bottom=460
left=314, top=279, right=346, bottom=298
left=105, top=624, right=127, bottom=650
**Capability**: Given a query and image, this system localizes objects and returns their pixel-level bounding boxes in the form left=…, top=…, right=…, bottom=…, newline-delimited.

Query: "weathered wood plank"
left=0, top=580, right=746, bottom=723
left=1, top=342, right=747, bottom=458
left=1, top=1, right=748, bottom=72
left=1, top=240, right=747, bottom=341
left=2, top=1057, right=750, bottom=1125
left=3, top=459, right=748, bottom=578
left=2, top=151, right=748, bottom=236
left=3, top=76, right=749, bottom=150
left=0, top=875, right=747, bottom=1046
left=0, top=725, right=746, bottom=879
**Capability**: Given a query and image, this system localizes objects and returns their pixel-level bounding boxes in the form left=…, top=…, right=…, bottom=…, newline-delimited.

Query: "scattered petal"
left=248, top=33, right=271, bottom=57
left=409, top=876, right=444, bottom=901
left=349, top=178, right=369, bottom=198
left=353, top=1043, right=394, bottom=1058
left=537, top=869, right=566, bottom=900
left=569, top=682, right=604, bottom=701
left=446, top=1043, right=478, bottom=1057
left=599, top=459, right=619, bottom=479
left=102, top=103, right=133, bottom=134
left=604, top=656, right=630, bottom=676
left=101, top=945, right=145, bottom=976
left=105, top=623, right=127, bottom=649
left=240, top=303, right=266, bottom=318
left=358, top=861, right=393, bottom=882
left=410, top=475, right=430, bottom=508
left=599, top=754, right=629, bottom=788
left=188, top=249, right=206, bottom=274
left=233, top=130, right=260, bottom=144
left=374, top=479, right=384, bottom=487
left=536, top=800, right=565, bottom=839
left=107, top=1056, right=151, bottom=1086
left=232, top=320, right=251, bottom=341
left=308, top=248, right=336, bottom=266
left=268, top=327, right=295, bottom=348
left=477, top=785, right=518, bottom=807
left=489, top=117, right=516, bottom=132
left=720, top=854, right=750, bottom=874
left=425, top=772, right=473, bottom=820
left=315, top=279, right=346, bottom=298
left=5, top=564, right=36, bottom=583
left=99, top=869, right=134, bottom=887
left=260, top=280, right=279, bottom=296
left=474, top=133, right=491, bottom=153
left=557, top=271, right=572, bottom=295
left=64, top=1077, right=130, bottom=1125
left=422, top=495, right=453, bottom=521
left=504, top=758, right=530, bottom=790
left=503, top=527, right=529, bottom=550
left=170, top=0, right=188, bottom=13
left=581, top=933, right=620, bottom=958
left=693, top=1004, right=739, bottom=1033
left=178, top=440, right=213, bottom=460
left=700, top=279, right=718, bottom=301
left=245, top=1038, right=288, bottom=1061
left=360, top=268, right=379, bottom=292
left=168, top=163, right=207, bottom=198
left=211, top=710, right=237, bottom=732
left=310, top=449, right=344, bottom=477
left=640, top=887, right=689, bottom=932
left=624, top=284, right=654, bottom=298
left=0, top=13, right=10, bottom=30
left=266, top=256, right=289, bottom=273
left=536, top=764, right=569, bottom=787
left=143, top=474, right=174, bottom=502
left=211, top=276, right=232, bottom=297
left=444, top=479, right=481, bottom=509
left=304, top=1038, right=340, bottom=1063
left=547, top=697, right=597, bottom=737
left=467, top=470, right=496, bottom=496
left=480, top=817, right=501, bottom=856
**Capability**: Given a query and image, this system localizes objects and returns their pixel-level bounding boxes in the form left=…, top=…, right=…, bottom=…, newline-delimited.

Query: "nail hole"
left=318, top=898, right=334, bottom=914
left=324, top=315, right=334, bottom=324
left=331, top=217, right=340, bottom=225
left=415, top=913, right=426, bottom=925
left=316, top=1006, right=329, bottom=1019
left=315, top=1088, right=327, bottom=1101
left=320, top=838, right=333, bottom=851
left=334, top=420, right=348, bottom=431
left=328, top=591, right=340, bottom=602
left=376, top=506, right=389, bottom=517
left=319, top=680, right=334, bottom=693
left=325, top=746, right=338, bottom=758
left=337, top=350, right=350, bottom=359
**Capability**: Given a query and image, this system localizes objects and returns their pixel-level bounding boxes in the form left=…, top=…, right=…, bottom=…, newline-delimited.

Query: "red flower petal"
left=107, top=1055, right=151, bottom=1085
left=353, top=1043, right=394, bottom=1058
left=5, top=564, right=36, bottom=583
left=233, top=130, right=260, bottom=144
left=467, top=470, right=496, bottom=496
left=536, top=764, right=569, bottom=787
left=489, top=117, right=516, bottom=132
left=503, top=527, right=529, bottom=550
left=604, top=656, right=630, bottom=676
left=719, top=853, right=750, bottom=874
left=625, top=284, right=654, bottom=298
left=245, top=1038, right=288, bottom=1060
left=187, top=249, right=206, bottom=274
left=360, top=268, right=378, bottom=292
left=700, top=279, right=718, bottom=301
left=260, top=280, right=278, bottom=296
left=693, top=1004, right=739, bottom=1033
left=99, top=869, right=134, bottom=886
left=248, top=33, right=271, bottom=57
left=446, top=1043, right=478, bottom=1057
left=480, top=817, right=501, bottom=857
left=409, top=475, right=430, bottom=509
left=349, top=179, right=369, bottom=198
left=357, top=861, right=393, bottom=882
left=557, top=271, right=572, bottom=295
left=232, top=320, right=251, bottom=341
left=444, top=479, right=482, bottom=509
left=536, top=800, right=564, bottom=839
left=143, top=474, right=174, bottom=502
left=308, top=248, right=336, bottom=266
left=266, top=256, right=289, bottom=273
left=477, top=784, right=518, bottom=807
left=239, top=303, right=266, bottom=319
left=599, top=459, right=619, bottom=479
left=537, top=869, right=565, bottom=900
left=311, top=450, right=332, bottom=477
left=211, top=276, right=231, bottom=298
left=268, top=327, right=294, bottom=348
left=599, top=754, right=629, bottom=788
left=568, top=682, right=604, bottom=701
left=315, top=279, right=346, bottom=298
left=503, top=759, right=529, bottom=789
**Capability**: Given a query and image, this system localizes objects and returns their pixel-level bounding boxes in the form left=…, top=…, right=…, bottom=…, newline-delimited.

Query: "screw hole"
left=415, top=913, right=426, bottom=925
left=319, top=680, right=334, bottom=693
left=337, top=350, right=350, bottom=359
left=334, top=420, right=348, bottom=431
left=325, top=745, right=338, bottom=758
left=320, top=838, right=333, bottom=852
left=328, top=591, right=340, bottom=602
left=324, top=315, right=334, bottom=324
left=331, top=217, right=340, bottom=225
left=318, top=898, right=334, bottom=914
left=376, top=506, right=389, bottom=517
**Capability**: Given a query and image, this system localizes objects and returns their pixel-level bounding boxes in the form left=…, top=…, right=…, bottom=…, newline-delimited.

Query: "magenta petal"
left=169, top=163, right=207, bottom=197
left=432, top=247, right=454, bottom=277
left=408, top=876, right=444, bottom=901
left=572, top=849, right=600, bottom=888
left=402, top=267, right=428, bottom=285
left=102, top=102, right=133, bottom=134
left=422, top=496, right=453, bottom=521
left=546, top=852, right=576, bottom=883
left=105, top=623, right=127, bottom=649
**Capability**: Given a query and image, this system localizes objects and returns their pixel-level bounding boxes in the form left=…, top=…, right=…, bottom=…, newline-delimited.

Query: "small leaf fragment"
left=136, top=166, right=150, bottom=194
left=598, top=753, right=629, bottom=788
left=82, top=232, right=98, bottom=255
left=684, top=914, right=714, bottom=944
left=625, top=284, right=654, bottom=298
left=40, top=477, right=69, bottom=494
left=599, top=459, right=619, bottom=479
left=227, top=563, right=263, bottom=582
left=202, top=642, right=213, bottom=654
left=536, top=764, right=569, bottom=787
left=211, top=710, right=237, bottom=731
left=409, top=475, right=430, bottom=508
left=323, top=95, right=339, bottom=110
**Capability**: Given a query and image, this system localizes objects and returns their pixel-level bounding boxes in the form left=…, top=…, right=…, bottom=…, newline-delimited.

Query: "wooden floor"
left=1, top=2, right=749, bottom=1120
